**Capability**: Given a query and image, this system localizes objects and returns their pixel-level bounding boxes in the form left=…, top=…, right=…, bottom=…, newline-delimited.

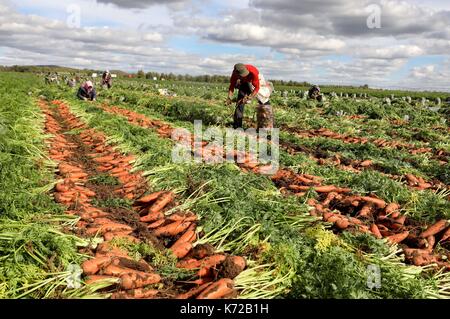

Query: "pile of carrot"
left=305, top=182, right=450, bottom=269
left=40, top=100, right=248, bottom=299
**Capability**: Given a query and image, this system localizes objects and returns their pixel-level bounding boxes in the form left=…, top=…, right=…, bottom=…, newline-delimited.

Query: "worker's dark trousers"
left=233, top=82, right=271, bottom=129
left=233, top=83, right=253, bottom=129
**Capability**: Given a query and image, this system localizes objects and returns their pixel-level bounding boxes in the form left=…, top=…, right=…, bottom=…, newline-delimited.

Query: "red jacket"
left=229, top=64, right=260, bottom=95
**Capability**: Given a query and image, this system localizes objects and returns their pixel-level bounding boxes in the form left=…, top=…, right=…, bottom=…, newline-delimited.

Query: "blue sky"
left=0, top=0, right=449, bottom=91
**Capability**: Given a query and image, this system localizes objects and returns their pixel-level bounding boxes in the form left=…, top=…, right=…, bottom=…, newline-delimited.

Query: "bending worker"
left=226, top=63, right=274, bottom=130
left=77, top=81, right=97, bottom=101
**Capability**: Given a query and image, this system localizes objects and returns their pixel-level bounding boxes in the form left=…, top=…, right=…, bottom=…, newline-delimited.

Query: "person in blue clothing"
left=77, top=81, right=97, bottom=101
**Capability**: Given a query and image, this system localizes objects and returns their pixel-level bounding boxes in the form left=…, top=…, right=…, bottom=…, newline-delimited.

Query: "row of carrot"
left=290, top=127, right=447, bottom=164
left=42, top=100, right=247, bottom=299
left=271, top=168, right=450, bottom=270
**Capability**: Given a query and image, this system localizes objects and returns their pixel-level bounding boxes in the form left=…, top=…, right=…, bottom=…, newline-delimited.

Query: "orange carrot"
left=140, top=211, right=164, bottom=223
left=85, top=275, right=118, bottom=285
left=357, top=204, right=373, bottom=218
left=288, top=185, right=310, bottom=192
left=55, top=183, right=70, bottom=193
left=102, top=264, right=139, bottom=277
left=426, top=236, right=435, bottom=252
left=322, top=192, right=338, bottom=206
left=196, top=279, right=236, bottom=299
left=137, top=191, right=164, bottom=204
left=386, top=231, right=410, bottom=244
left=370, top=224, right=383, bottom=239
left=147, top=219, right=166, bottom=229
left=153, top=221, right=191, bottom=237
left=420, top=220, right=448, bottom=238
left=361, top=196, right=387, bottom=209
left=335, top=218, right=350, bottom=230
left=385, top=203, right=400, bottom=215
left=149, top=192, right=174, bottom=214
left=170, top=241, right=193, bottom=259
left=176, top=283, right=213, bottom=299
left=172, top=227, right=196, bottom=247
left=120, top=272, right=161, bottom=290
left=197, top=255, right=227, bottom=277
left=81, top=256, right=113, bottom=275
left=313, top=186, right=338, bottom=193
left=440, top=227, right=450, bottom=242
left=176, top=258, right=201, bottom=270
left=166, top=213, right=198, bottom=223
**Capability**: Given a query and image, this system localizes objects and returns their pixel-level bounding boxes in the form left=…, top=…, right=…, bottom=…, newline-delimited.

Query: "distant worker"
left=308, top=85, right=323, bottom=101
left=102, top=70, right=112, bottom=89
left=226, top=63, right=274, bottom=130
left=67, top=78, right=77, bottom=88
left=77, top=81, right=97, bottom=101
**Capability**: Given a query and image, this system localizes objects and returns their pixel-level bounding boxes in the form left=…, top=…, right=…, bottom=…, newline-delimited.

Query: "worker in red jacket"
left=226, top=63, right=273, bottom=129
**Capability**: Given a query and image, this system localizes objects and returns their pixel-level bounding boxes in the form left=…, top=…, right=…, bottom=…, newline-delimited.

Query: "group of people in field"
left=60, top=64, right=322, bottom=130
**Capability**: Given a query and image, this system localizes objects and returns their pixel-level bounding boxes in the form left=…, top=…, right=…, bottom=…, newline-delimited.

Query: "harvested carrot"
left=102, top=264, right=139, bottom=277
left=386, top=231, right=410, bottom=244
left=335, top=218, right=350, bottom=230
left=172, top=227, right=196, bottom=247
left=82, top=256, right=113, bottom=275
left=313, top=186, right=337, bottom=193
left=322, top=192, right=338, bottom=206
left=196, top=279, right=236, bottom=299
left=140, top=211, right=164, bottom=223
left=176, top=283, right=213, bottom=299
left=85, top=275, right=118, bottom=285
left=370, top=224, right=382, bottom=239
left=153, top=220, right=191, bottom=237
left=149, top=192, right=174, bottom=214
left=55, top=183, right=70, bottom=193
left=66, top=172, right=88, bottom=179
left=357, top=204, right=373, bottom=218
left=137, top=191, right=164, bottom=204
left=225, top=256, right=246, bottom=274
left=170, top=241, right=193, bottom=259
left=385, top=203, right=400, bottom=215
left=147, top=219, right=166, bottom=229
left=359, top=160, right=373, bottom=167
left=120, top=272, right=161, bottom=290
left=440, top=227, right=450, bottom=242
left=361, top=196, right=386, bottom=209
left=166, top=213, right=198, bottom=223
left=420, top=220, right=448, bottom=238
left=426, top=236, right=436, bottom=252
left=197, top=255, right=227, bottom=277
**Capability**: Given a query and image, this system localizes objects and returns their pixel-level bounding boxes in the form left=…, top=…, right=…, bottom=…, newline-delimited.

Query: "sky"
left=0, top=0, right=449, bottom=91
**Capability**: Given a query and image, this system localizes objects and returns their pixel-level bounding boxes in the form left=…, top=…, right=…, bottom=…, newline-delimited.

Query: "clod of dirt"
left=188, top=244, right=215, bottom=260
left=219, top=256, right=247, bottom=279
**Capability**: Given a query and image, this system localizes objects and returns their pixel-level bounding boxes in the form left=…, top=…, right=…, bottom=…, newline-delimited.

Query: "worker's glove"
left=225, top=97, right=232, bottom=106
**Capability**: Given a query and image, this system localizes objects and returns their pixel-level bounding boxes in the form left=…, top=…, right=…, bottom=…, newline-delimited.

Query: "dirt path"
left=97, top=102, right=450, bottom=271
left=40, top=100, right=245, bottom=299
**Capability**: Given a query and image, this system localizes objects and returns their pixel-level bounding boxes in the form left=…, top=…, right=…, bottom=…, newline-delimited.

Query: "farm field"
left=1, top=71, right=450, bottom=300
